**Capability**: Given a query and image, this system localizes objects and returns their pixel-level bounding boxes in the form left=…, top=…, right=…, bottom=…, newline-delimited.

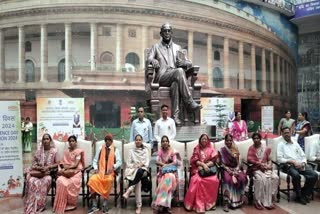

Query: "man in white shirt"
left=129, top=107, right=153, bottom=144
left=154, top=104, right=176, bottom=144
left=277, top=127, right=318, bottom=205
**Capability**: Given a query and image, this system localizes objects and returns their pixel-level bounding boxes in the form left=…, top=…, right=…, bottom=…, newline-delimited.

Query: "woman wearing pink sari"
left=53, top=135, right=84, bottom=213
left=24, top=133, right=58, bottom=214
left=231, top=112, right=248, bottom=141
left=184, top=134, right=219, bottom=214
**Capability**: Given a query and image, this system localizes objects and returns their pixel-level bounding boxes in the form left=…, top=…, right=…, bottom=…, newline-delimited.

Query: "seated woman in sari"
left=247, top=133, right=279, bottom=210
left=220, top=134, right=247, bottom=212
left=87, top=133, right=122, bottom=214
left=53, top=135, right=84, bottom=213
left=24, top=134, right=58, bottom=214
left=184, top=133, right=219, bottom=214
left=295, top=112, right=312, bottom=151
left=123, top=134, right=150, bottom=214
left=152, top=135, right=180, bottom=213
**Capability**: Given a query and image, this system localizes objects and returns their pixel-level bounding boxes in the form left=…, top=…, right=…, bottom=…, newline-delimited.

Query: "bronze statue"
left=147, top=23, right=202, bottom=126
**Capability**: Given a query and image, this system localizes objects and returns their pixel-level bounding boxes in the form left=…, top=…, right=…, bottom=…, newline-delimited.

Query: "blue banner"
left=295, top=0, right=320, bottom=18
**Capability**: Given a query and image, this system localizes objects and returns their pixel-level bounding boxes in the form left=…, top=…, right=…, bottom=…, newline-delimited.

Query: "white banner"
left=37, top=98, right=85, bottom=143
left=200, top=97, right=234, bottom=137
left=0, top=101, right=23, bottom=197
left=261, top=106, right=274, bottom=132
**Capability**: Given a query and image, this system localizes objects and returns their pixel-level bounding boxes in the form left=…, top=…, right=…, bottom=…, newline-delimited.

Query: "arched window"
left=58, top=59, right=65, bottom=82
left=212, top=67, right=223, bottom=88
left=25, top=60, right=35, bottom=82
left=214, top=50, right=220, bottom=61
left=100, top=52, right=114, bottom=64
left=25, top=41, right=32, bottom=52
left=125, top=52, right=140, bottom=72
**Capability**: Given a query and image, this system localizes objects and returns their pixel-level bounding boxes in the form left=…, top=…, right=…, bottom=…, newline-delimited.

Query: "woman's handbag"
left=161, top=165, right=177, bottom=174
left=198, top=165, right=217, bottom=177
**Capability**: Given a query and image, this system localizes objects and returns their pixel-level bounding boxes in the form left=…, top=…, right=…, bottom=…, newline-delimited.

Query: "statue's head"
left=160, top=23, right=173, bottom=43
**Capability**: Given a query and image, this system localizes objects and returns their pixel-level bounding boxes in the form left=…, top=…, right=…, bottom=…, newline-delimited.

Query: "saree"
left=88, top=144, right=115, bottom=199
left=53, top=148, right=84, bottom=213
left=231, top=120, right=247, bottom=141
left=247, top=145, right=279, bottom=207
left=220, top=144, right=247, bottom=208
left=184, top=142, right=219, bottom=213
left=24, top=145, right=57, bottom=214
left=152, top=147, right=179, bottom=209
left=296, top=120, right=312, bottom=151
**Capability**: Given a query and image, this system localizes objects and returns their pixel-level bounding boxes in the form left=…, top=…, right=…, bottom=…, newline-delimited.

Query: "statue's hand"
left=151, top=59, right=160, bottom=69
left=176, top=59, right=185, bottom=67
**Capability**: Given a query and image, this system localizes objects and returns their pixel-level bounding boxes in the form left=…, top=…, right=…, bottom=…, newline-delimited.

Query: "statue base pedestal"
left=175, top=125, right=212, bottom=142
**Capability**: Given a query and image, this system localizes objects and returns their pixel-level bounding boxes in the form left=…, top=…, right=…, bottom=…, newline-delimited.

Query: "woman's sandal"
left=223, top=204, right=229, bottom=212
left=254, top=202, right=264, bottom=210
left=135, top=207, right=141, bottom=214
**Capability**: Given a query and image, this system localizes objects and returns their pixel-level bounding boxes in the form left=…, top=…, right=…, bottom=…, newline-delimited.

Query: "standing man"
left=154, top=104, right=176, bottom=144
left=147, top=23, right=201, bottom=126
left=130, top=107, right=153, bottom=144
left=277, top=127, right=318, bottom=205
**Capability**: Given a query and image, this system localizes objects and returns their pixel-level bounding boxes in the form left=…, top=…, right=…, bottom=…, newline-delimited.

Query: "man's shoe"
left=295, top=197, right=307, bottom=205
left=303, top=195, right=310, bottom=203
left=188, top=101, right=202, bottom=111
left=174, top=117, right=182, bottom=126
left=87, top=206, right=99, bottom=214
left=101, top=205, right=109, bottom=214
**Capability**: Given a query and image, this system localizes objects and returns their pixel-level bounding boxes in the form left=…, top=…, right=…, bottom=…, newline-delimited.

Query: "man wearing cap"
left=87, top=133, right=122, bottom=214
left=147, top=23, right=202, bottom=126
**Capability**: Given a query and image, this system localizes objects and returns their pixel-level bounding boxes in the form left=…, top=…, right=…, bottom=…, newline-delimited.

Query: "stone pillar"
left=0, top=29, right=4, bottom=84
left=17, top=26, right=25, bottom=83
left=282, top=58, right=285, bottom=95
left=223, top=37, right=230, bottom=88
left=207, top=34, right=213, bottom=87
left=40, top=24, right=48, bottom=82
left=286, top=61, right=291, bottom=96
left=270, top=51, right=274, bottom=94
left=277, top=55, right=281, bottom=95
left=64, top=23, right=72, bottom=82
left=116, top=24, right=122, bottom=72
left=261, top=48, right=267, bottom=92
left=141, top=25, right=148, bottom=70
left=188, top=31, right=193, bottom=61
left=251, top=44, right=256, bottom=91
left=238, top=40, right=244, bottom=89
left=90, top=23, right=97, bottom=71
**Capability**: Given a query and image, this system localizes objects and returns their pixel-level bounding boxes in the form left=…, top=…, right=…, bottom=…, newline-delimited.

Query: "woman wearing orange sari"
left=87, top=133, right=122, bottom=214
left=53, top=135, right=84, bottom=213
left=184, top=134, right=219, bottom=214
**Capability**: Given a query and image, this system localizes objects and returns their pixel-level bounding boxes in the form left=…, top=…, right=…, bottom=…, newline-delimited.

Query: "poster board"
left=37, top=98, right=85, bottom=143
left=0, top=101, right=23, bottom=197
left=261, top=106, right=274, bottom=132
left=200, top=97, right=234, bottom=137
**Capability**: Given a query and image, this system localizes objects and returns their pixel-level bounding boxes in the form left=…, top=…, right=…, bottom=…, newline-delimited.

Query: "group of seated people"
left=23, top=127, right=320, bottom=214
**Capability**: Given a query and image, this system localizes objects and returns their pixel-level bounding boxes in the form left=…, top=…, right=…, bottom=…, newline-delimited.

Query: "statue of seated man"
left=147, top=23, right=202, bottom=126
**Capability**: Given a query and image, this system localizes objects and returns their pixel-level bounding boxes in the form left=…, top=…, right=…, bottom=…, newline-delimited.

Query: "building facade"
left=0, top=0, right=298, bottom=129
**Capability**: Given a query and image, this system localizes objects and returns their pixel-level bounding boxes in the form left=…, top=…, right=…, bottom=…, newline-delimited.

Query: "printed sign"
left=37, top=98, right=85, bottom=143
left=261, top=106, right=274, bottom=132
left=0, top=101, right=23, bottom=197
